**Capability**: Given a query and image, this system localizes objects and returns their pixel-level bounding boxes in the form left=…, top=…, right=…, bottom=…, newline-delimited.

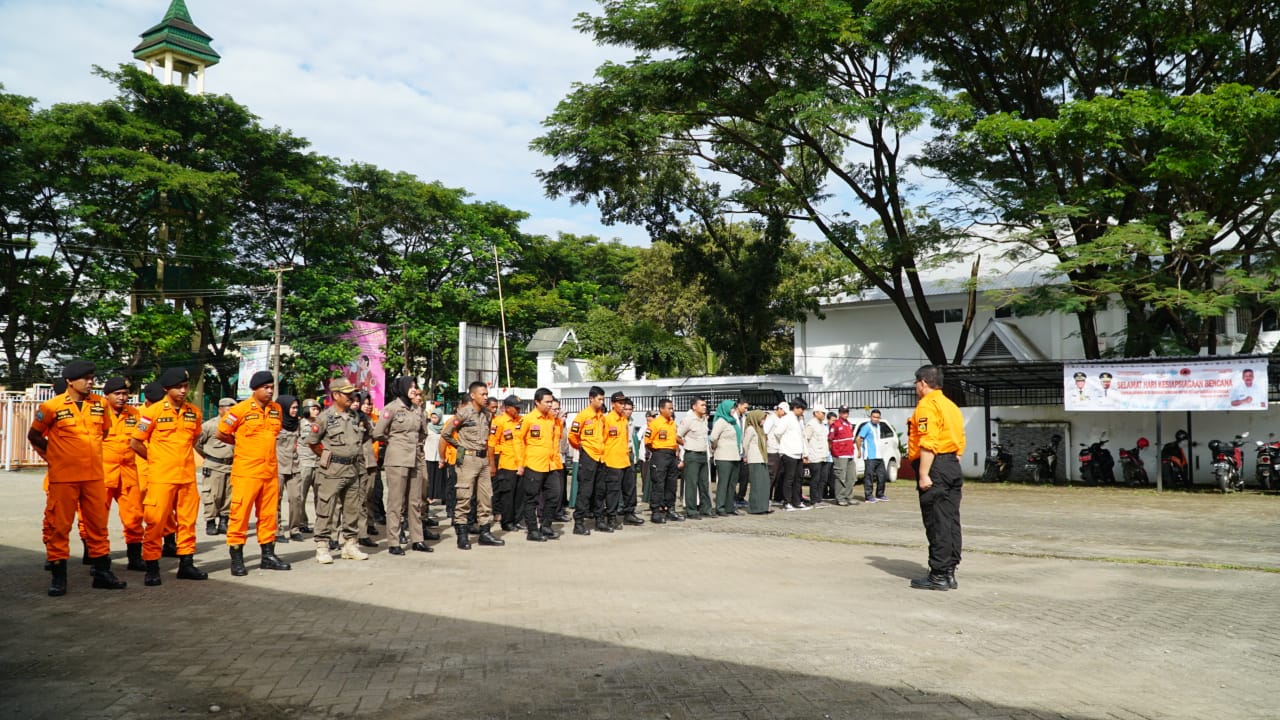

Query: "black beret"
left=502, top=394, right=521, bottom=408
left=249, top=370, right=274, bottom=389
left=159, top=367, right=190, bottom=389
left=143, top=381, right=165, bottom=403
left=52, top=378, right=67, bottom=395
left=610, top=391, right=627, bottom=403
left=102, top=377, right=129, bottom=395
left=62, top=359, right=96, bottom=381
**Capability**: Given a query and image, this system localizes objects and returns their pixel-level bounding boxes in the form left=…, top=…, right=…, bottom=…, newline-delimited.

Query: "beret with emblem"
left=143, top=381, right=165, bottom=403
left=502, top=394, right=521, bottom=408
left=159, top=367, right=189, bottom=389
left=102, top=377, right=129, bottom=395
left=249, top=370, right=274, bottom=389
left=62, top=359, right=96, bottom=381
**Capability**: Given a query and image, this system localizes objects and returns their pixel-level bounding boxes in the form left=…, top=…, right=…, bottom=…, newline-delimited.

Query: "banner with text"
left=1063, top=359, right=1268, bottom=412
left=329, top=321, right=387, bottom=409
left=236, top=340, right=271, bottom=400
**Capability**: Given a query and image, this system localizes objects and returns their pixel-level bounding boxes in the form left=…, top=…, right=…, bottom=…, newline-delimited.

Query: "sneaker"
left=315, top=546, right=334, bottom=564
left=864, top=497, right=878, bottom=504
left=876, top=496, right=889, bottom=502
left=784, top=503, right=799, bottom=512
left=340, top=541, right=369, bottom=561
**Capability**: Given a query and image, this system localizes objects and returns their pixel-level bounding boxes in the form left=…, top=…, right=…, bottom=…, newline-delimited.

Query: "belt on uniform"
left=458, top=447, right=487, bottom=459
left=203, top=455, right=231, bottom=465
left=934, top=452, right=958, bottom=458
left=330, top=454, right=359, bottom=465
left=684, top=449, right=707, bottom=455
left=651, top=448, right=676, bottom=454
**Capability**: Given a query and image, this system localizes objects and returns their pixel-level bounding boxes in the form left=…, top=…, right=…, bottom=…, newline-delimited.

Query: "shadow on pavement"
left=865, top=555, right=926, bottom=581
left=0, top=543, right=1103, bottom=720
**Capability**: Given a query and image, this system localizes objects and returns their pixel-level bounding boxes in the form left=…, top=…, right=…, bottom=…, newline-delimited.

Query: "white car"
left=854, top=419, right=901, bottom=483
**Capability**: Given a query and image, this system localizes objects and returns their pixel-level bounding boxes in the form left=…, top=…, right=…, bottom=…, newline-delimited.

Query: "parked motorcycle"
left=1208, top=433, right=1248, bottom=493
left=1255, top=434, right=1279, bottom=491
left=1078, top=435, right=1116, bottom=485
left=982, top=433, right=1014, bottom=482
left=1118, top=437, right=1151, bottom=486
left=1161, top=430, right=1191, bottom=490
left=1024, top=434, right=1060, bottom=484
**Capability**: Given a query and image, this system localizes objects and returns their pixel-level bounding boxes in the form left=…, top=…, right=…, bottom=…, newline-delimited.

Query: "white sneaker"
left=784, top=503, right=799, bottom=511
left=315, top=545, right=334, bottom=564
left=341, top=541, right=369, bottom=561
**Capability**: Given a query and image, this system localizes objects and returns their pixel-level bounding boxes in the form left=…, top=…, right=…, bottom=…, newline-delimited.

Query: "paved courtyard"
left=0, top=471, right=1276, bottom=720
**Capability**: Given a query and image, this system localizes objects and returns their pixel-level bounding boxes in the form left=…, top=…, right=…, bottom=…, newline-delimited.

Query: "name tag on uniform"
left=157, top=416, right=175, bottom=424
left=268, top=409, right=280, bottom=419
left=584, top=428, right=594, bottom=436
left=90, top=404, right=105, bottom=416
left=183, top=411, right=198, bottom=422
left=55, top=409, right=74, bottom=421
left=503, top=430, right=513, bottom=440
left=246, top=413, right=261, bottom=421
left=531, top=425, right=541, bottom=438
left=658, top=430, right=668, bottom=440
left=608, top=427, right=618, bottom=437
left=125, top=416, right=138, bottom=427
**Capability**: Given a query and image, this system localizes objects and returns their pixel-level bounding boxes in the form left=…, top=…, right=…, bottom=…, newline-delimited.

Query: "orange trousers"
left=142, top=482, right=199, bottom=560
left=78, top=480, right=145, bottom=546
left=226, top=472, right=279, bottom=546
left=44, top=481, right=109, bottom=562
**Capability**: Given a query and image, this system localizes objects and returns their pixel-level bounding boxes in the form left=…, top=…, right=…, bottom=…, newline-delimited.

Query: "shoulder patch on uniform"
left=138, top=417, right=152, bottom=431
left=489, top=425, right=497, bottom=435
left=35, top=409, right=44, bottom=421
left=917, top=417, right=928, bottom=434
left=571, top=421, right=581, bottom=433
left=311, top=424, right=320, bottom=433
left=225, top=412, right=238, bottom=424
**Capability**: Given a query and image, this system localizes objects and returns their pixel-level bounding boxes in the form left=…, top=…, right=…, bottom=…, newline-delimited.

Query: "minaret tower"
left=132, top=0, right=220, bottom=94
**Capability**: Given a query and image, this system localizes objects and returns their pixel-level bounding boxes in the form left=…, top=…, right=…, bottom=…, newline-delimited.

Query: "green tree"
left=534, top=0, right=970, bottom=365
left=899, top=0, right=1280, bottom=357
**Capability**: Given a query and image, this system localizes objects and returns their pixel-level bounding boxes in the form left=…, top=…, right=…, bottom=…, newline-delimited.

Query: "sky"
left=0, top=0, right=651, bottom=244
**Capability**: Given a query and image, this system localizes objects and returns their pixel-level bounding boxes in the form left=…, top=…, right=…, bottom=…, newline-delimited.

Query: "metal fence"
left=555, top=388, right=920, bottom=416
left=2, top=394, right=49, bottom=470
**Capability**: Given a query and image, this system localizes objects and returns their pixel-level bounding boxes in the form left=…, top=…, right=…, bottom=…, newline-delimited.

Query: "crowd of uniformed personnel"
left=29, top=358, right=964, bottom=596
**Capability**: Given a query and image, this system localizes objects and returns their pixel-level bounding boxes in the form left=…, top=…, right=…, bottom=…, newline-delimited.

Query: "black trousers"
left=522, top=469, right=562, bottom=530
left=648, top=449, right=678, bottom=510
left=864, top=458, right=887, bottom=499
left=918, top=454, right=963, bottom=573
left=779, top=456, right=804, bottom=507
left=595, top=466, right=624, bottom=519
left=493, top=468, right=519, bottom=526
left=621, top=462, right=639, bottom=515
left=574, top=453, right=605, bottom=520
left=809, top=461, right=832, bottom=501
left=768, top=453, right=783, bottom=502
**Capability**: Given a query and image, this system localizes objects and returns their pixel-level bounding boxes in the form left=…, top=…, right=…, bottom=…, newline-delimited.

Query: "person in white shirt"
left=770, top=398, right=809, bottom=510
left=763, top=401, right=788, bottom=504
left=804, top=406, right=833, bottom=505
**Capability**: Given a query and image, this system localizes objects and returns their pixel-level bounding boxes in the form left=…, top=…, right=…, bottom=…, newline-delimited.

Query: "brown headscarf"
left=745, top=409, right=768, bottom=460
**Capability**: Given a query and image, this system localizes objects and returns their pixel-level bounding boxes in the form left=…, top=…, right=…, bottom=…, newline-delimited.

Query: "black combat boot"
left=161, top=533, right=178, bottom=557
left=125, top=542, right=145, bottom=571
left=422, top=520, right=441, bottom=541
left=609, top=516, right=623, bottom=530
left=90, top=556, right=127, bottom=589
left=466, top=522, right=481, bottom=535
left=477, top=525, right=505, bottom=546
left=573, top=519, right=590, bottom=536
left=48, top=559, right=68, bottom=597
left=215, top=516, right=228, bottom=535
left=595, top=516, right=614, bottom=533
left=540, top=525, right=561, bottom=540
left=947, top=569, right=958, bottom=590
left=229, top=545, right=248, bottom=577
left=176, top=554, right=208, bottom=580
left=144, top=559, right=162, bottom=586
left=205, top=519, right=218, bottom=535
left=910, top=572, right=950, bottom=591
left=259, top=542, right=292, bottom=571
left=81, top=541, right=92, bottom=566
left=367, top=524, right=379, bottom=536
left=455, top=524, right=471, bottom=550
left=526, top=528, right=547, bottom=542
left=424, top=516, right=439, bottom=527
left=623, top=513, right=645, bottom=526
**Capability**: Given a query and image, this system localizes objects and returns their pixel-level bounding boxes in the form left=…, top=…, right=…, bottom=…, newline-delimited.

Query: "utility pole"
left=270, top=266, right=292, bottom=399
left=492, top=243, right=512, bottom=389
left=401, top=321, right=409, bottom=376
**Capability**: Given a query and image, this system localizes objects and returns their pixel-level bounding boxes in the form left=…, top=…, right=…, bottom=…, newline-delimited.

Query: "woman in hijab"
left=709, top=399, right=743, bottom=516
left=742, top=409, right=772, bottom=514
left=275, top=395, right=301, bottom=542
left=424, top=409, right=444, bottom=504
left=372, top=377, right=429, bottom=554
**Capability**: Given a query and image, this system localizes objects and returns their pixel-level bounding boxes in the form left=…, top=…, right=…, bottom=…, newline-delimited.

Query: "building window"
left=929, top=308, right=964, bottom=324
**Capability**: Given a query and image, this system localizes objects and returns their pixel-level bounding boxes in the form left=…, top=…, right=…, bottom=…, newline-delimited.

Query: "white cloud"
left=0, top=0, right=648, bottom=244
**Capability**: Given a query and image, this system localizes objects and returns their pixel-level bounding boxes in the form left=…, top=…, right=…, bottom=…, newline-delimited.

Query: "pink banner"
left=330, top=320, right=387, bottom=409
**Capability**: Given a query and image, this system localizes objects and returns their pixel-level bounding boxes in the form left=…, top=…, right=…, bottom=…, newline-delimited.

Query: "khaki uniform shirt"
left=448, top=403, right=492, bottom=453
left=306, top=407, right=367, bottom=477
left=677, top=413, right=709, bottom=453
left=276, top=428, right=300, bottom=475
left=373, top=398, right=424, bottom=468
left=196, top=417, right=234, bottom=463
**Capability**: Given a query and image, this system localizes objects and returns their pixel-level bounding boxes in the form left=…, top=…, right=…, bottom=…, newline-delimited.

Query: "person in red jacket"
left=828, top=406, right=857, bottom=506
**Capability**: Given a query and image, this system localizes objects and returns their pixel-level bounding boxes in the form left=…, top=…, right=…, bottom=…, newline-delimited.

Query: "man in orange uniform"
left=566, top=385, right=606, bottom=536
left=28, top=360, right=127, bottom=596
left=489, top=395, right=524, bottom=533
left=131, top=368, right=206, bottom=586
left=516, top=388, right=563, bottom=542
left=645, top=398, right=680, bottom=523
left=217, top=370, right=292, bottom=576
left=599, top=392, right=632, bottom=531
left=99, top=377, right=146, bottom=571
left=907, top=364, right=966, bottom=592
